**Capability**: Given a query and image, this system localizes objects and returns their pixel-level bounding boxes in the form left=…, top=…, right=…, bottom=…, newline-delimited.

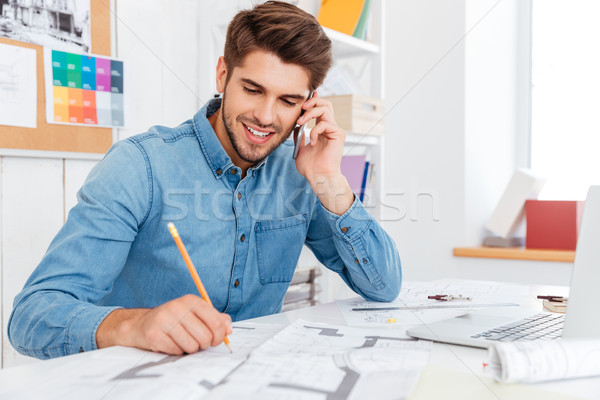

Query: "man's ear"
left=215, top=56, right=228, bottom=94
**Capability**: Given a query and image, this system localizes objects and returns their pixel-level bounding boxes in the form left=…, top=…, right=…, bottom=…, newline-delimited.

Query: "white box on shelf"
left=485, top=168, right=545, bottom=239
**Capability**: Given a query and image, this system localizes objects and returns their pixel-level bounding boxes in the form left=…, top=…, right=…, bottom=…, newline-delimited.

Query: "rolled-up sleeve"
left=305, top=196, right=402, bottom=302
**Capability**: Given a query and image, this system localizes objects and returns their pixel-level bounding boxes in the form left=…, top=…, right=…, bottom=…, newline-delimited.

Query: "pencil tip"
left=226, top=343, right=233, bottom=353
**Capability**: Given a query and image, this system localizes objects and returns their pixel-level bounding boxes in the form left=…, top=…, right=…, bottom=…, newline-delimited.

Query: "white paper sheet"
left=337, top=281, right=530, bottom=327
left=2, top=320, right=431, bottom=400
left=488, top=338, right=600, bottom=383
left=0, top=42, right=37, bottom=128
left=207, top=320, right=432, bottom=400
left=1, top=321, right=283, bottom=400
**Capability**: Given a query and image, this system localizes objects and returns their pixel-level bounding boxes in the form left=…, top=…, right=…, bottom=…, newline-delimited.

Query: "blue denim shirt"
left=8, top=99, right=401, bottom=359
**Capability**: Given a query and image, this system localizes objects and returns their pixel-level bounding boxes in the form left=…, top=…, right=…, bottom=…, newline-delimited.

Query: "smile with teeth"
left=245, top=124, right=272, bottom=138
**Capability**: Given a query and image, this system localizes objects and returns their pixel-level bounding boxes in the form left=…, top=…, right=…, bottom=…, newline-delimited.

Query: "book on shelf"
left=317, top=0, right=372, bottom=40
left=340, top=154, right=375, bottom=206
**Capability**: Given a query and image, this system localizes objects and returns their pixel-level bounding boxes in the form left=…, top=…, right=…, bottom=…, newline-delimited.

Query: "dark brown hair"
left=224, top=1, right=332, bottom=92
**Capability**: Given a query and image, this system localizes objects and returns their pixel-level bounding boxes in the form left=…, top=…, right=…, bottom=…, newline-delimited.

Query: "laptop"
left=406, top=185, right=600, bottom=348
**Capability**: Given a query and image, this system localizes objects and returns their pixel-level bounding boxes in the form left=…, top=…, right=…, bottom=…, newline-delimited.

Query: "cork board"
left=0, top=0, right=113, bottom=154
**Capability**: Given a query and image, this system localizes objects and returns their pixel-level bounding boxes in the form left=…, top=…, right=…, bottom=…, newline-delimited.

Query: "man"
left=9, top=1, right=401, bottom=359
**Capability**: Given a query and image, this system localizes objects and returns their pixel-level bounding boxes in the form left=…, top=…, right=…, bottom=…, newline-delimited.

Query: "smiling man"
left=9, top=1, right=401, bottom=359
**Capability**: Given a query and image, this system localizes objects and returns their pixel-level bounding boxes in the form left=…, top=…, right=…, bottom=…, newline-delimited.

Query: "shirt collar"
left=192, top=98, right=269, bottom=179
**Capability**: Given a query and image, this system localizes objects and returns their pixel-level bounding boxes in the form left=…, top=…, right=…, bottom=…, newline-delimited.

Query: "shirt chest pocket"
left=255, top=214, right=307, bottom=285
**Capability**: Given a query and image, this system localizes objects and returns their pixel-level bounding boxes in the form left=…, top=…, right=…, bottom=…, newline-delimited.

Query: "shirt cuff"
left=66, top=305, right=122, bottom=354
left=321, top=196, right=373, bottom=242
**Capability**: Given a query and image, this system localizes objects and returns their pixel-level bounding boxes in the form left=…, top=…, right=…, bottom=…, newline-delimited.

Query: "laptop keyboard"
left=471, top=313, right=564, bottom=342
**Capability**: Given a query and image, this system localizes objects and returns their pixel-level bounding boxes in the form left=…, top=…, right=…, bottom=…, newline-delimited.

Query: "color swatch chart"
left=44, top=49, right=125, bottom=127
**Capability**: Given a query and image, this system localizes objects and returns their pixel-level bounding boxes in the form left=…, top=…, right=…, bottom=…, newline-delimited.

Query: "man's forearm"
left=308, top=173, right=355, bottom=216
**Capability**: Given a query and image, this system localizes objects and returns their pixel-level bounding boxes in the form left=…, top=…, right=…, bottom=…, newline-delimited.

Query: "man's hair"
left=224, top=1, right=332, bottom=92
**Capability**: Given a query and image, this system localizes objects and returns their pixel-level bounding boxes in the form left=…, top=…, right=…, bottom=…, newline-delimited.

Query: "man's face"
left=217, top=50, right=311, bottom=166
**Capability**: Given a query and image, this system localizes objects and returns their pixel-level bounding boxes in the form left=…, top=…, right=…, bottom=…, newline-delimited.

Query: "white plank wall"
left=1, top=157, right=64, bottom=368
left=115, top=0, right=200, bottom=140
left=64, top=160, right=97, bottom=220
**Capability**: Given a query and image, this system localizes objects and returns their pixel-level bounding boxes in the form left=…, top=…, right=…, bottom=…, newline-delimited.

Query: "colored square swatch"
left=96, top=91, right=112, bottom=126
left=53, top=87, right=69, bottom=122
left=96, top=58, right=111, bottom=92
left=68, top=88, right=83, bottom=108
left=110, top=93, right=124, bottom=126
left=81, top=56, right=96, bottom=90
left=52, top=68, right=68, bottom=87
left=51, top=50, right=67, bottom=70
left=82, top=90, right=97, bottom=124
left=110, top=60, right=124, bottom=93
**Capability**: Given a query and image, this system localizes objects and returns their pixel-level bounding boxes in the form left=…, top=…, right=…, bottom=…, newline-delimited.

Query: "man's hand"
left=294, top=92, right=355, bottom=215
left=96, top=294, right=232, bottom=355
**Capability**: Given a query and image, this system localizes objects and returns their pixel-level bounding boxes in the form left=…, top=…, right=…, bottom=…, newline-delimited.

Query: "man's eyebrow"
left=241, top=78, right=306, bottom=100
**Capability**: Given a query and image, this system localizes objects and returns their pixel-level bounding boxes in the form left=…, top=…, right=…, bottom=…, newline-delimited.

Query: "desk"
left=1, top=282, right=599, bottom=399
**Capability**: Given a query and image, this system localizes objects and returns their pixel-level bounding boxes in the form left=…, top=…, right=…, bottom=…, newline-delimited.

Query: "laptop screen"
left=563, top=185, right=600, bottom=338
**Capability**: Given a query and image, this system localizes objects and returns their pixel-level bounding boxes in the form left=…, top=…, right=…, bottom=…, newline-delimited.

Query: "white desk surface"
left=1, top=281, right=599, bottom=399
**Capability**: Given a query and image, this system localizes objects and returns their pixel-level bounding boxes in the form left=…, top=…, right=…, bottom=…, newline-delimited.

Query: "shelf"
left=453, top=247, right=575, bottom=263
left=0, top=148, right=104, bottom=161
left=323, top=27, right=379, bottom=58
left=345, top=133, right=380, bottom=146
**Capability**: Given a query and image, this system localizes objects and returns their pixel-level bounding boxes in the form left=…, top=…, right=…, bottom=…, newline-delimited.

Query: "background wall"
left=381, top=0, right=572, bottom=285
left=0, top=0, right=573, bottom=369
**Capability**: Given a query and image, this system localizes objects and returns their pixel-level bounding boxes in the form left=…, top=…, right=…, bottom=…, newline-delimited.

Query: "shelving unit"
left=321, top=2, right=386, bottom=221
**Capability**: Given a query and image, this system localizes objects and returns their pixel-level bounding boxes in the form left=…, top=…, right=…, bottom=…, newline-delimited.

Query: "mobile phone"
left=292, top=92, right=314, bottom=159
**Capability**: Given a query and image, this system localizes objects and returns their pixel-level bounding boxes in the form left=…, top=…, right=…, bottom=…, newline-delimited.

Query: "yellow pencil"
left=167, top=222, right=233, bottom=353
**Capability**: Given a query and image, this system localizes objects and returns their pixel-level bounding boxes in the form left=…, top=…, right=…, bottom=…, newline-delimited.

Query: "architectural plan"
left=1, top=322, right=283, bottom=400
left=1, top=320, right=431, bottom=400
left=337, top=280, right=530, bottom=327
left=207, top=320, right=431, bottom=399
left=0, top=42, right=36, bottom=128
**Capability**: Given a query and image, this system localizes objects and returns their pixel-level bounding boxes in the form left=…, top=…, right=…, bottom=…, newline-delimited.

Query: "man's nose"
left=253, top=98, right=277, bottom=127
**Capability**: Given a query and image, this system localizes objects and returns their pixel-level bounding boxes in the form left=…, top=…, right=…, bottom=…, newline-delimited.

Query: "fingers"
left=149, top=332, right=184, bottom=355
left=308, top=121, right=344, bottom=146
left=138, top=294, right=232, bottom=355
left=182, top=294, right=231, bottom=347
left=298, top=95, right=337, bottom=126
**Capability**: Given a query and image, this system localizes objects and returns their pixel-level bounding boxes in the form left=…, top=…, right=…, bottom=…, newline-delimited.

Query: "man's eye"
left=244, top=87, right=259, bottom=94
left=282, top=99, right=296, bottom=107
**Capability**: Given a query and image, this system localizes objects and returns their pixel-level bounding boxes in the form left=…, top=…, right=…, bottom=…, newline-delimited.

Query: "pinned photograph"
left=0, top=0, right=91, bottom=53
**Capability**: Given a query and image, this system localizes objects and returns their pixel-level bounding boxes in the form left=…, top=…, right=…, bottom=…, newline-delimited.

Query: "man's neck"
left=207, top=105, right=252, bottom=178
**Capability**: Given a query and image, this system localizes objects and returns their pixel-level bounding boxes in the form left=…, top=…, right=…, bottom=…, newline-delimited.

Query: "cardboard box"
left=324, top=95, right=385, bottom=136
left=525, top=200, right=585, bottom=250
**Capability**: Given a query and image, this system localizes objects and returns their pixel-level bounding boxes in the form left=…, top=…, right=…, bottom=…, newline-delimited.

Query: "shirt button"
left=341, top=227, right=350, bottom=234
left=363, top=258, right=368, bottom=264
left=240, top=234, right=245, bottom=242
left=234, top=279, right=239, bottom=288
left=216, top=168, right=222, bottom=175
left=231, top=169, right=237, bottom=175
left=237, top=192, right=242, bottom=200
left=354, top=258, right=359, bottom=264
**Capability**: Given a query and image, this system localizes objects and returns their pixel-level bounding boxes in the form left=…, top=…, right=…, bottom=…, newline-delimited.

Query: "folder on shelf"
left=318, top=0, right=365, bottom=36
left=352, top=0, right=372, bottom=40
left=341, top=155, right=367, bottom=197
